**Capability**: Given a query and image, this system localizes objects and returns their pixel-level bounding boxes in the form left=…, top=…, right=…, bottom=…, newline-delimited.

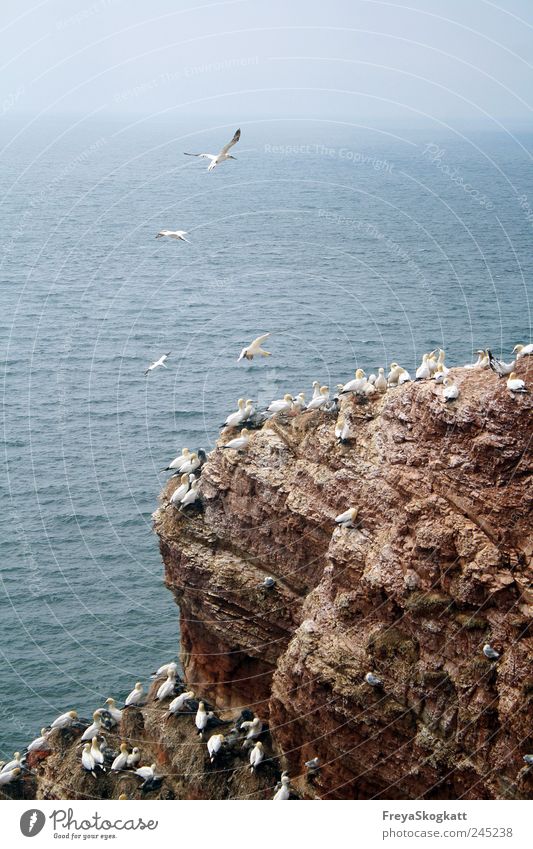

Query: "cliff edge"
left=155, top=359, right=533, bottom=800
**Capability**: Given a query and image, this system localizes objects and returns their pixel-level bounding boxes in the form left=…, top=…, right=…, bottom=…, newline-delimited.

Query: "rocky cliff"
left=156, top=359, right=533, bottom=800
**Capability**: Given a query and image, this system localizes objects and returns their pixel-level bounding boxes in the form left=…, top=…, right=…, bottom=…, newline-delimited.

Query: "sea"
left=0, top=116, right=531, bottom=756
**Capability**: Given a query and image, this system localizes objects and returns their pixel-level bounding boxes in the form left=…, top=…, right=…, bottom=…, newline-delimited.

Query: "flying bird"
left=144, top=352, right=170, bottom=376
left=184, top=128, right=241, bottom=171
left=155, top=229, right=189, bottom=241
left=238, top=333, right=271, bottom=362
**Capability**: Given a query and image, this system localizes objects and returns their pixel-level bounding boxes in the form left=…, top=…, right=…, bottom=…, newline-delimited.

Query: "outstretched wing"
left=220, top=128, right=241, bottom=155
left=184, top=152, right=216, bottom=160
left=249, top=332, right=270, bottom=349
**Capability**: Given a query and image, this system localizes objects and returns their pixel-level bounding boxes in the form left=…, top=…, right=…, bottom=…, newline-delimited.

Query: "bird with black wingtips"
left=507, top=372, right=527, bottom=394
left=156, top=668, right=178, bottom=701
left=487, top=349, right=515, bottom=377
left=111, top=742, right=130, bottom=772
left=167, top=690, right=195, bottom=716
left=155, top=229, right=189, bottom=242
left=124, top=682, right=144, bottom=707
left=104, top=698, right=122, bottom=725
left=184, top=128, right=241, bottom=171
left=207, top=734, right=224, bottom=763
left=144, top=352, right=171, bottom=376
left=513, top=343, right=533, bottom=358
left=27, top=728, right=50, bottom=753
left=81, top=711, right=104, bottom=742
left=238, top=333, right=271, bottom=362
left=51, top=710, right=78, bottom=729
left=195, top=701, right=208, bottom=737
left=249, top=741, right=264, bottom=773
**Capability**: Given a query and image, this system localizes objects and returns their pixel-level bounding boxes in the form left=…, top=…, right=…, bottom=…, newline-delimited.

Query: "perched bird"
left=126, top=747, right=141, bottom=768
left=179, top=478, right=201, bottom=509
left=90, top=737, right=104, bottom=769
left=523, top=755, right=533, bottom=766
left=207, top=734, right=224, bottom=763
left=305, top=385, right=330, bottom=410
left=335, top=417, right=351, bottom=444
left=513, top=343, right=533, bottom=358
left=221, top=428, right=250, bottom=451
left=267, top=394, right=293, bottom=414
left=81, top=743, right=96, bottom=775
left=442, top=378, right=460, bottom=402
left=311, top=381, right=321, bottom=400
left=81, top=711, right=104, bottom=742
left=387, top=362, right=403, bottom=386
left=292, top=392, right=306, bottom=412
left=223, top=398, right=247, bottom=428
left=375, top=368, right=388, bottom=392
left=305, top=757, right=320, bottom=772
left=473, top=349, right=490, bottom=369
left=51, top=710, right=78, bottom=729
left=178, top=452, right=201, bottom=475
left=335, top=507, right=358, bottom=528
left=111, top=743, right=130, bottom=772
left=487, top=350, right=515, bottom=377
left=27, top=729, right=50, bottom=753
left=1, top=752, right=21, bottom=774
left=238, top=333, right=271, bottom=362
left=144, top=352, right=170, bottom=376
left=340, top=369, right=366, bottom=395
left=506, top=372, right=527, bottom=394
left=156, top=669, right=177, bottom=701
left=168, top=691, right=195, bottom=715
left=135, top=763, right=157, bottom=781
left=483, top=643, right=500, bottom=660
left=195, top=702, right=208, bottom=736
left=249, top=741, right=264, bottom=773
left=162, top=448, right=190, bottom=472
left=184, top=128, right=241, bottom=171
left=273, top=774, right=290, bottom=800
left=155, top=229, right=189, bottom=242
left=151, top=661, right=178, bottom=678
left=170, top=474, right=191, bottom=506
left=398, top=368, right=412, bottom=385
left=241, top=716, right=263, bottom=747
left=415, top=354, right=431, bottom=381
left=0, top=767, right=21, bottom=786
left=261, top=576, right=276, bottom=589
left=104, top=698, right=123, bottom=725
left=365, top=672, right=383, bottom=687
left=433, top=364, right=447, bottom=384
left=124, top=682, right=144, bottom=707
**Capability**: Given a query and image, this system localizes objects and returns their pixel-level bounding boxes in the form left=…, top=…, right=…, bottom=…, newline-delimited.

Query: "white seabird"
left=221, top=428, right=250, bottom=451
left=487, top=350, right=515, bottom=377
left=375, top=368, right=388, bottom=392
left=81, top=743, right=95, bottom=774
left=249, top=741, right=264, bottom=773
left=184, top=128, right=241, bottom=171
left=51, top=710, right=78, bottom=729
left=335, top=507, right=358, bottom=528
left=105, top=698, right=123, bottom=724
left=387, top=362, right=403, bottom=386
left=305, top=385, right=330, bottom=410
left=179, top=478, right=201, bottom=508
left=0, top=767, right=21, bottom=786
left=126, top=747, right=141, bottom=768
left=273, top=774, right=290, bottom=800
left=433, top=364, right=447, bottom=384
left=178, top=452, right=201, bottom=475
left=111, top=743, right=130, bottom=772
left=170, top=474, right=191, bottom=506
left=90, top=737, right=104, bottom=769
left=238, top=333, right=271, bottom=362
left=365, top=672, right=383, bottom=687
left=195, top=702, right=208, bottom=736
left=81, top=711, right=104, bottom=742
left=292, top=392, right=306, bottom=412
left=152, top=660, right=178, bottom=678
left=168, top=691, right=195, bottom=715
left=472, top=349, right=489, bottom=369
left=223, top=399, right=247, bottom=428
left=513, top=343, right=533, bottom=358
left=415, top=354, right=431, bottom=381
left=156, top=669, right=177, bottom=701
left=267, top=394, right=293, bottom=414
left=162, top=448, right=190, bottom=472
left=135, top=763, right=157, bottom=780
left=207, top=734, right=224, bottom=763
left=144, top=352, right=171, bottom=376
left=506, top=372, right=527, bottom=394
left=27, top=729, right=50, bottom=753
left=398, top=368, right=412, bottom=385
left=1, top=752, right=21, bottom=773
left=241, top=716, right=263, bottom=747
left=311, top=381, right=321, bottom=400
left=340, top=369, right=366, bottom=395
left=442, top=378, right=460, bottom=402
left=483, top=643, right=500, bottom=660
left=125, top=682, right=144, bottom=707
left=155, top=229, right=189, bottom=242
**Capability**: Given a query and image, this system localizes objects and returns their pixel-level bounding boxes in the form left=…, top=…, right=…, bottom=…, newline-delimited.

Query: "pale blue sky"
left=1, top=0, right=532, bottom=126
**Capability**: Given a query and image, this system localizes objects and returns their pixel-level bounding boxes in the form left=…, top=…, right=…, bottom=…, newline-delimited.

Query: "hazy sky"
left=1, top=0, right=532, bottom=127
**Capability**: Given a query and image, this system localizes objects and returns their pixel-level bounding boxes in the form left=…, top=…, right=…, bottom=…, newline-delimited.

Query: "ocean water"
left=0, top=117, right=531, bottom=756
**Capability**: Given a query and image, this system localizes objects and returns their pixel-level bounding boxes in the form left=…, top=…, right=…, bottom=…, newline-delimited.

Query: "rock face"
left=156, top=360, right=533, bottom=800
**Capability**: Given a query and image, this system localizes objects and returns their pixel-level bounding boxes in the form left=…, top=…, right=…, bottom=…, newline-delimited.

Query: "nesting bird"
left=249, top=741, right=264, bottom=773
left=168, top=691, right=195, bottom=715
left=483, top=643, right=500, bottom=660
left=506, top=372, right=527, bottom=394
left=375, top=368, right=388, bottom=392
left=305, top=385, right=330, bottom=410
left=0, top=767, right=21, bottom=785
left=273, top=774, right=291, bottom=799
left=51, top=710, right=78, bottom=729
left=513, top=343, right=533, bottom=358
left=340, top=369, right=366, bottom=395
left=111, top=742, right=130, bottom=772
left=81, top=711, right=104, bottom=742
left=126, top=747, right=141, bottom=768
left=195, top=702, right=208, bottom=736
left=335, top=507, right=358, bottom=528
left=442, top=378, right=460, bottom=402
left=124, top=682, right=144, bottom=707
left=104, top=698, right=123, bottom=724
left=267, top=394, right=293, bottom=414
left=207, top=734, right=224, bottom=763
left=487, top=350, right=515, bottom=377
left=221, top=428, right=250, bottom=451
left=27, top=729, right=50, bottom=753
left=365, top=672, right=383, bottom=687
left=1, top=752, right=22, bottom=773
left=155, top=668, right=177, bottom=701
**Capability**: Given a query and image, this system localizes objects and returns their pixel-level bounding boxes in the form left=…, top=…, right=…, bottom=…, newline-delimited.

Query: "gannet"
left=144, top=352, right=171, bottom=376
left=311, top=381, right=321, bottom=400
left=364, top=380, right=377, bottom=396
left=223, top=399, right=247, bottom=428
left=184, top=128, right=240, bottom=171
left=513, top=343, right=533, bottom=358
left=238, top=333, right=271, bottom=362
left=415, top=354, right=431, bottom=380
left=90, top=737, right=104, bottom=769
left=135, top=763, right=157, bottom=780
left=207, top=734, right=224, bottom=763
left=170, top=474, right=191, bottom=506
left=433, top=364, right=447, bottom=384
left=261, top=576, right=276, bottom=589
left=126, top=747, right=141, bottom=768
left=152, top=660, right=178, bottom=678
left=375, top=368, right=388, bottom=392
left=178, top=452, right=201, bottom=475
left=156, top=669, right=177, bottom=701
left=51, top=710, right=78, bottom=729
left=162, top=448, right=190, bottom=472
left=427, top=350, right=438, bottom=375
left=81, top=711, right=104, bottom=742
left=273, top=774, right=290, bottom=800
left=155, top=229, right=189, bottom=242
left=27, top=729, right=50, bottom=753
left=305, top=385, right=330, bottom=410
left=179, top=478, right=201, bottom=508
left=507, top=372, right=527, bottom=393
left=335, top=418, right=351, bottom=444
left=241, top=716, right=263, bottom=746
left=305, top=757, right=320, bottom=771
left=0, top=767, right=21, bottom=785
left=335, top=507, right=358, bottom=528
left=473, top=349, right=489, bottom=369
left=292, top=392, right=306, bottom=412
left=487, top=350, right=515, bottom=377
left=249, top=741, right=264, bottom=772
left=387, top=363, right=403, bottom=386
left=443, top=378, right=460, bottom=402
left=1, top=752, right=21, bottom=773
left=111, top=743, right=130, bottom=772
left=195, top=702, right=208, bottom=736
left=125, top=682, right=144, bottom=707
left=340, top=369, right=366, bottom=395
left=243, top=399, right=255, bottom=419
left=398, top=368, right=412, bottom=385
left=368, top=373, right=377, bottom=385
left=168, top=691, right=195, bottom=715
left=267, top=394, right=293, bottom=414
left=221, top=428, right=250, bottom=451
left=81, top=743, right=96, bottom=774
left=365, top=672, right=382, bottom=687
left=105, top=698, right=123, bottom=724
left=483, top=643, right=500, bottom=660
